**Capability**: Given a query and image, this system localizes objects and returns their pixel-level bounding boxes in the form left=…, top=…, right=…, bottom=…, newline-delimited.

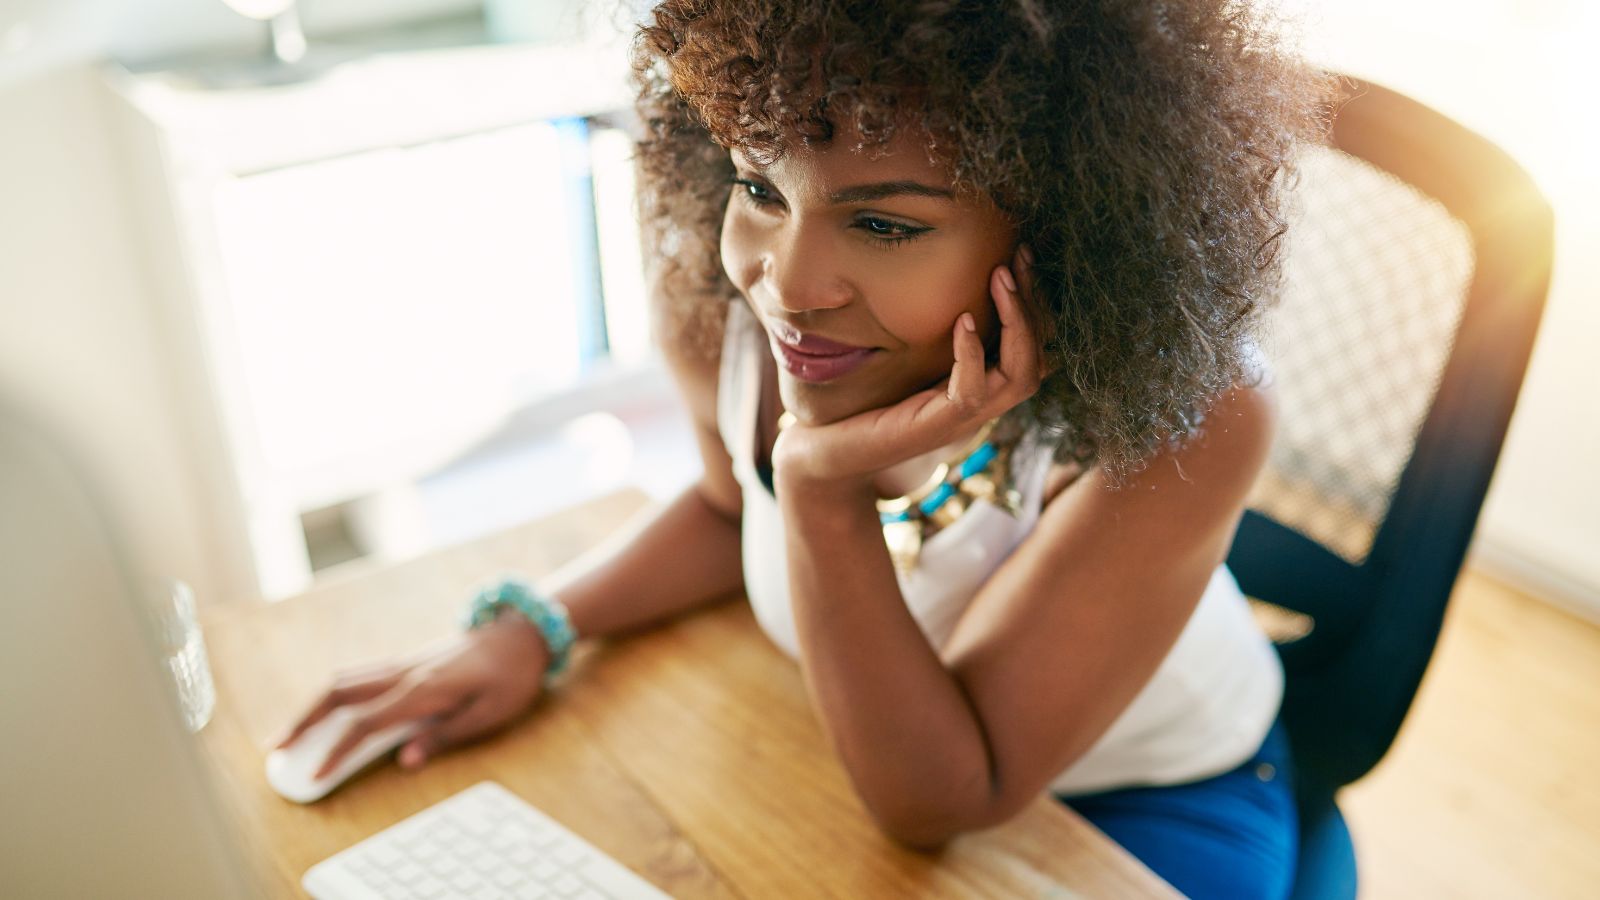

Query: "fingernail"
left=1020, top=245, right=1035, bottom=265
left=961, top=312, right=976, bottom=332
left=999, top=268, right=1017, bottom=293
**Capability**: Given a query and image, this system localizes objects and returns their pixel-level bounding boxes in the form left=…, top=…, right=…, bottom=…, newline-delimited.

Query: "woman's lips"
left=775, top=328, right=870, bottom=355
left=770, top=336, right=878, bottom=383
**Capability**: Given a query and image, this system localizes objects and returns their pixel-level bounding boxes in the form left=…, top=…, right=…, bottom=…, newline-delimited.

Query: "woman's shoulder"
left=1035, top=374, right=1277, bottom=510
left=1195, top=378, right=1278, bottom=490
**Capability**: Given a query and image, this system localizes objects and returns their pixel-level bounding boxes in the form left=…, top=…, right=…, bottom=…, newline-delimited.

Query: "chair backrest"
left=1227, top=76, right=1554, bottom=792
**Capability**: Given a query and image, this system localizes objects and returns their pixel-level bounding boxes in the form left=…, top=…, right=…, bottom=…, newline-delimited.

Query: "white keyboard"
left=303, top=781, right=669, bottom=899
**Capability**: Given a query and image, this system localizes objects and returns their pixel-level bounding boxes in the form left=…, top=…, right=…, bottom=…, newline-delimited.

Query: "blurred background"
left=0, top=0, right=696, bottom=604
left=0, top=1, right=1595, bottom=895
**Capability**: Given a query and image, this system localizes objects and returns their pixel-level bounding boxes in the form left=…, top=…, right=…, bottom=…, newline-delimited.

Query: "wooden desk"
left=198, top=489, right=1176, bottom=898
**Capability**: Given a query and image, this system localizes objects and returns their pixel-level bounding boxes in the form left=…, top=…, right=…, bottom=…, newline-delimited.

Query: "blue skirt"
left=1055, top=719, right=1298, bottom=900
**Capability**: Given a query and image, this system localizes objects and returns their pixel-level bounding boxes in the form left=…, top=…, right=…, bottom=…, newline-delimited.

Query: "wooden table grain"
left=197, top=489, right=1176, bottom=899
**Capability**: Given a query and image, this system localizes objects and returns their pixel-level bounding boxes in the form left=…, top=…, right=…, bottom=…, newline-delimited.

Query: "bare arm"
left=536, top=443, right=743, bottom=641
left=777, top=382, right=1276, bottom=849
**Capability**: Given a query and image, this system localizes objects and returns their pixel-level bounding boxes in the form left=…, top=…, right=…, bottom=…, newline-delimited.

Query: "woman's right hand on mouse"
left=272, top=610, right=553, bottom=778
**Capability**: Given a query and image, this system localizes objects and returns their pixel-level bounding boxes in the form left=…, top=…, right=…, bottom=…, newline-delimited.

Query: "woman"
left=279, top=2, right=1335, bottom=896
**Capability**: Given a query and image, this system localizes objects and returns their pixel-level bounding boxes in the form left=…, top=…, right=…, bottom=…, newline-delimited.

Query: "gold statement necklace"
left=775, top=412, right=1024, bottom=575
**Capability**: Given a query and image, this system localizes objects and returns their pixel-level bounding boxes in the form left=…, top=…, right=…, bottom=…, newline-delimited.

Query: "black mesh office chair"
left=1226, top=76, right=1554, bottom=899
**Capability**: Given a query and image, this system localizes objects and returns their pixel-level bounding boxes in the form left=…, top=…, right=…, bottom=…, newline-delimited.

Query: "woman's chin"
left=777, top=380, right=875, bottom=427
left=777, top=364, right=940, bottom=427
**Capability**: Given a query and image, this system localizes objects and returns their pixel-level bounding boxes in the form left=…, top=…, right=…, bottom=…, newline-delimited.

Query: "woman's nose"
left=761, top=231, right=852, bottom=314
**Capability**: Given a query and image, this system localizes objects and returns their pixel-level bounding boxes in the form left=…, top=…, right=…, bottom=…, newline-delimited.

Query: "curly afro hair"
left=632, top=0, right=1338, bottom=479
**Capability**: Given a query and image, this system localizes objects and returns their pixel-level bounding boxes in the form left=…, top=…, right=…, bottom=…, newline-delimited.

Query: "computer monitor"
left=0, top=400, right=268, bottom=897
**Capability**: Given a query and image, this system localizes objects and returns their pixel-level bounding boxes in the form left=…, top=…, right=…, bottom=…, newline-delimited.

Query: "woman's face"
left=720, top=129, right=1019, bottom=426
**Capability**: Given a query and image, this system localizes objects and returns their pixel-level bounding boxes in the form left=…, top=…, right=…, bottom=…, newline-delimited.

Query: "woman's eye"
left=857, top=216, right=930, bottom=245
left=732, top=178, right=778, bottom=206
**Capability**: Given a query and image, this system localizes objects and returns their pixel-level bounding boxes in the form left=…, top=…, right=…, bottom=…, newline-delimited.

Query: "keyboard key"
left=410, top=839, right=441, bottom=860
left=410, top=875, right=448, bottom=898
left=530, top=858, right=560, bottom=880
left=503, top=820, right=539, bottom=840
left=492, top=865, right=527, bottom=889
left=452, top=808, right=496, bottom=837
left=552, top=843, right=588, bottom=866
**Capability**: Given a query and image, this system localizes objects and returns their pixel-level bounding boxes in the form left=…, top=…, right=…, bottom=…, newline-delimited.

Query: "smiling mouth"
left=770, top=336, right=879, bottom=384
left=764, top=316, right=875, bottom=353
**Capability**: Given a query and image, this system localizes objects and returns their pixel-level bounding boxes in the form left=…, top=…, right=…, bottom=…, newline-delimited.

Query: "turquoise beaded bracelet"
left=461, top=576, right=577, bottom=677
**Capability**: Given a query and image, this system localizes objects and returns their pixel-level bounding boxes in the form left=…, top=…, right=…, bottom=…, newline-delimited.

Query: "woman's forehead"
left=730, top=128, right=956, bottom=195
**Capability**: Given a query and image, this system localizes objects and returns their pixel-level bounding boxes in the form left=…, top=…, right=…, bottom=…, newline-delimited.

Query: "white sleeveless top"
left=716, top=300, right=1284, bottom=794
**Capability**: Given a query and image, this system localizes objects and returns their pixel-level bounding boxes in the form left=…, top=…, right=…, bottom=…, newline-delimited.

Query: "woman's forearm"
left=536, top=480, right=746, bottom=642
left=777, top=475, right=997, bottom=847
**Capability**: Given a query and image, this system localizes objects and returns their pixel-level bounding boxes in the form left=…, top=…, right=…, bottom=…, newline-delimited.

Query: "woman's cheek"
left=718, top=219, right=739, bottom=285
left=865, top=268, right=977, bottom=349
left=720, top=207, right=757, bottom=289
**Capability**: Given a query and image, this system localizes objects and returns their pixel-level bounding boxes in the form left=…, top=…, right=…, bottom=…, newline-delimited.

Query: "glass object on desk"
left=187, top=0, right=355, bottom=89
left=139, top=578, right=217, bottom=733
left=218, top=0, right=306, bottom=64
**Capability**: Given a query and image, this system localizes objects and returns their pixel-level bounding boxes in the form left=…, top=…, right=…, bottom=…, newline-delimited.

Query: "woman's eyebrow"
left=829, top=181, right=955, bottom=203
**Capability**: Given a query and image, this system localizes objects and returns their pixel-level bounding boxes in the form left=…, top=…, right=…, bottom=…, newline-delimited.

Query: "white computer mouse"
left=265, top=707, right=426, bottom=804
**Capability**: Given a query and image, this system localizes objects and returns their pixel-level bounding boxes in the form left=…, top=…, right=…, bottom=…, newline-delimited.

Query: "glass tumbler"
left=141, top=577, right=217, bottom=733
